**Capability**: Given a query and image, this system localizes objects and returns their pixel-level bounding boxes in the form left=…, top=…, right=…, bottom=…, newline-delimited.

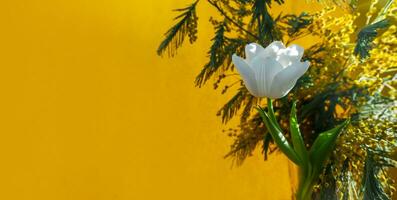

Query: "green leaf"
left=216, top=87, right=246, bottom=123
left=195, top=36, right=245, bottom=87
left=157, top=0, right=199, bottom=57
left=362, top=154, right=390, bottom=200
left=280, top=12, right=313, bottom=37
left=262, top=133, right=272, bottom=160
left=256, top=107, right=301, bottom=165
left=309, top=119, right=350, bottom=177
left=250, top=0, right=282, bottom=42
left=354, top=19, right=389, bottom=60
left=195, top=21, right=228, bottom=86
left=290, top=101, right=309, bottom=169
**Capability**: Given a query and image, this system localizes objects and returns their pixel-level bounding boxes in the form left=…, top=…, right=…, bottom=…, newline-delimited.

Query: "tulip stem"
left=266, top=98, right=281, bottom=131
left=265, top=98, right=315, bottom=200
left=259, top=99, right=348, bottom=200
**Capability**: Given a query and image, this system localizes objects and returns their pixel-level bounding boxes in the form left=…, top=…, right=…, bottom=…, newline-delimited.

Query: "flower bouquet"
left=158, top=0, right=396, bottom=199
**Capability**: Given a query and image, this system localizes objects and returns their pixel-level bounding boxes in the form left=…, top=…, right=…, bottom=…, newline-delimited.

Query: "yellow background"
left=0, top=1, right=387, bottom=200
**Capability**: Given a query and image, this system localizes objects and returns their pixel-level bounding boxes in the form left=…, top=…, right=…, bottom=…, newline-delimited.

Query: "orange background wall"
left=0, top=0, right=345, bottom=200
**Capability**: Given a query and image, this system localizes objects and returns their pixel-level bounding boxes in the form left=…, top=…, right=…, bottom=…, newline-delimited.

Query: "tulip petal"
left=250, top=56, right=284, bottom=97
left=287, top=44, right=304, bottom=61
left=269, top=61, right=310, bottom=98
left=245, top=43, right=265, bottom=62
left=276, top=44, right=305, bottom=67
left=232, top=54, right=258, bottom=96
left=263, top=41, right=286, bottom=57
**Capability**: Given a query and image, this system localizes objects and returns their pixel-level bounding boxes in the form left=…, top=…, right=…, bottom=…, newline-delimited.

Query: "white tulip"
left=232, top=41, right=310, bottom=99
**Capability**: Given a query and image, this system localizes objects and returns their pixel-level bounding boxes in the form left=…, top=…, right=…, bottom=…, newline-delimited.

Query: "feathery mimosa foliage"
left=157, top=0, right=199, bottom=57
left=158, top=0, right=397, bottom=198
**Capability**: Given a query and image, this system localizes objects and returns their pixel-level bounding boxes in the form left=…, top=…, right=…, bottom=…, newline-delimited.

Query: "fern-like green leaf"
left=250, top=0, right=283, bottom=42
left=157, top=0, right=199, bottom=57
left=217, top=87, right=246, bottom=123
left=354, top=19, right=389, bottom=60
left=195, top=22, right=227, bottom=86
left=280, top=12, right=312, bottom=37
left=362, top=154, right=390, bottom=200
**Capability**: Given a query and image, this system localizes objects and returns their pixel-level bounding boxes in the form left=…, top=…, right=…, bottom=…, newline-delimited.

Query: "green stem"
left=297, top=173, right=315, bottom=200
left=258, top=108, right=301, bottom=165
left=262, top=99, right=319, bottom=199
left=267, top=98, right=281, bottom=131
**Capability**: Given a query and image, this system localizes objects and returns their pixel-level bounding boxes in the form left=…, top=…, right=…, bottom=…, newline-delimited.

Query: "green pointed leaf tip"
left=309, top=119, right=350, bottom=176
left=296, top=117, right=348, bottom=200
left=256, top=106, right=301, bottom=165
left=290, top=101, right=309, bottom=167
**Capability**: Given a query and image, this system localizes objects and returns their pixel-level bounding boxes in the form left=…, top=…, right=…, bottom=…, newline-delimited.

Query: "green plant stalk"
left=259, top=99, right=349, bottom=200
left=257, top=107, right=301, bottom=165
left=296, top=155, right=314, bottom=200
left=267, top=98, right=282, bottom=132
left=264, top=99, right=313, bottom=200
left=297, top=171, right=316, bottom=200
